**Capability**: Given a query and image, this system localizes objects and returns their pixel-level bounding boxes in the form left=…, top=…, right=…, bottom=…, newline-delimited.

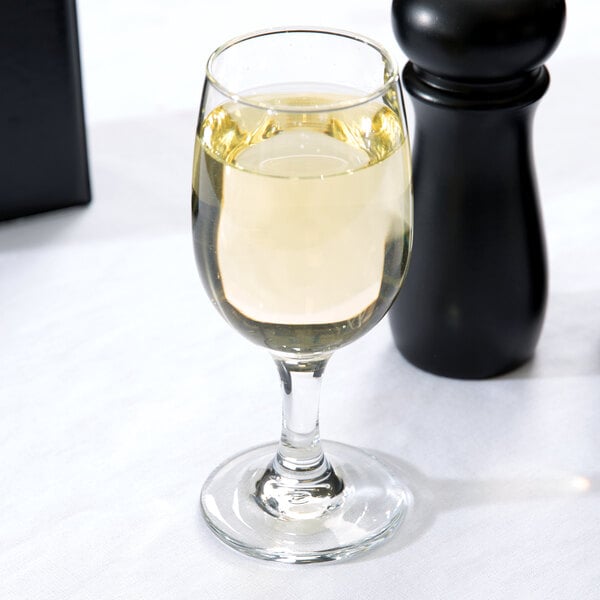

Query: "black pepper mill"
left=389, top=0, right=566, bottom=378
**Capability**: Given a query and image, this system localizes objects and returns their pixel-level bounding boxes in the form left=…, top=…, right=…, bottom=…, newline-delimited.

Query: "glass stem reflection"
left=254, top=355, right=345, bottom=520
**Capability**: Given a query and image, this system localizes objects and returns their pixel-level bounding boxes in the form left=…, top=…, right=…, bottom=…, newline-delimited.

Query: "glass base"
left=200, top=441, right=411, bottom=563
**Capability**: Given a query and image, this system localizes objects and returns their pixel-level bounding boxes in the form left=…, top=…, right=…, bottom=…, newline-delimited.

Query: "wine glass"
left=192, top=27, right=413, bottom=563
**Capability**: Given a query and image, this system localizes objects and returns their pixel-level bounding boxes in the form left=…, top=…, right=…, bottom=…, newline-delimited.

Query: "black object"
left=0, top=0, right=90, bottom=221
left=389, top=0, right=566, bottom=378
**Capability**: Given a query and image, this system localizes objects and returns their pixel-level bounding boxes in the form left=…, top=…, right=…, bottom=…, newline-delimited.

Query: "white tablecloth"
left=1, top=1, right=599, bottom=598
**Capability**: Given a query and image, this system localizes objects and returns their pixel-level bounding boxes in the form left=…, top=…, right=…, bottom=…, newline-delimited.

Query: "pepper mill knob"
left=392, top=0, right=566, bottom=80
left=389, top=0, right=566, bottom=379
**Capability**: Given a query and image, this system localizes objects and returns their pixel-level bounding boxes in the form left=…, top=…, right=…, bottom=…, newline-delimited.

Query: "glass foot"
left=200, top=441, right=411, bottom=563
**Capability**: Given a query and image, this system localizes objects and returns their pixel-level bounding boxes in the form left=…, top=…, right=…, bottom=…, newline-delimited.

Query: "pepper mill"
left=389, top=0, right=566, bottom=378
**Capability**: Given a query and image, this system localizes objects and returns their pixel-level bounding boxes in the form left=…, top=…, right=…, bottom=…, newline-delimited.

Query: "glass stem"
left=254, top=355, right=345, bottom=520
left=275, top=357, right=328, bottom=478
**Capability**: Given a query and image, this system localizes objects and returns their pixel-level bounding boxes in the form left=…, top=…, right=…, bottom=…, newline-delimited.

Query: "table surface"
left=1, top=1, right=599, bottom=598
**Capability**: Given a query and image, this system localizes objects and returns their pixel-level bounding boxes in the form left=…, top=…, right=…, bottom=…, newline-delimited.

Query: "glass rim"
left=205, top=27, right=400, bottom=113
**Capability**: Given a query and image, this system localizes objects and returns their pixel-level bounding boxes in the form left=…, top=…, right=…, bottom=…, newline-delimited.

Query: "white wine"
left=193, top=92, right=412, bottom=355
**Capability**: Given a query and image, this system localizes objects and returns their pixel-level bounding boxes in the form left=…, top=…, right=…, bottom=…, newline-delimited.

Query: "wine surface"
left=193, top=92, right=412, bottom=355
